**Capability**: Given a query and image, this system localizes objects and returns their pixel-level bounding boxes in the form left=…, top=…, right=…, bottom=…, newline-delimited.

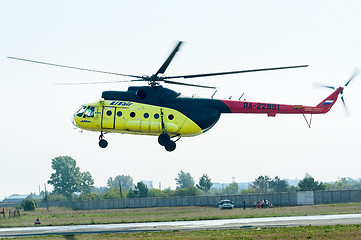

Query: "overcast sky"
left=1, top=0, right=361, bottom=200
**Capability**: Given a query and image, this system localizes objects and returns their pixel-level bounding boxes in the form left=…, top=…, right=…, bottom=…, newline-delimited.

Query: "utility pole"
left=44, top=184, right=49, bottom=212
left=118, top=180, right=123, bottom=198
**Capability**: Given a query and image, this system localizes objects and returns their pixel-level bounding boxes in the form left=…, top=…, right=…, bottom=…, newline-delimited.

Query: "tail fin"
left=316, top=87, right=342, bottom=110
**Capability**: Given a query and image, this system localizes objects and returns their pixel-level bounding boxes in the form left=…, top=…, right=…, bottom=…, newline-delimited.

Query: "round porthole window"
left=130, top=112, right=136, bottom=118
left=168, top=114, right=174, bottom=120
left=117, top=111, right=122, bottom=117
left=144, top=113, right=149, bottom=118
left=154, top=113, right=159, bottom=119
left=106, top=110, right=112, bottom=116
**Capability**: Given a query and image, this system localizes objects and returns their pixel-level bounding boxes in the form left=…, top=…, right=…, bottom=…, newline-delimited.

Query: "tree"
left=196, top=174, right=213, bottom=193
left=298, top=173, right=325, bottom=191
left=335, top=177, right=347, bottom=190
left=107, top=175, right=134, bottom=190
left=127, top=182, right=149, bottom=198
left=48, top=156, right=82, bottom=200
left=104, top=189, right=122, bottom=199
left=134, top=181, right=149, bottom=198
left=175, top=170, right=195, bottom=188
left=223, top=182, right=239, bottom=195
left=48, top=156, right=94, bottom=200
left=270, top=176, right=289, bottom=192
left=251, top=175, right=272, bottom=193
left=80, top=171, right=95, bottom=194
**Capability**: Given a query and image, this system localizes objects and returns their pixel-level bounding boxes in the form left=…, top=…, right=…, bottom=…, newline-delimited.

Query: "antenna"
left=238, top=92, right=245, bottom=100
left=211, top=90, right=217, bottom=99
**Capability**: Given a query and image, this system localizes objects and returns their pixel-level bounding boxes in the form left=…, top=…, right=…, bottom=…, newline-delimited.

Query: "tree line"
left=43, top=156, right=361, bottom=202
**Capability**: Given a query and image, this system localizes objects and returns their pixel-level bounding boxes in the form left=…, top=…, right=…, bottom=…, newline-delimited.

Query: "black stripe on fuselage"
left=102, top=86, right=232, bottom=131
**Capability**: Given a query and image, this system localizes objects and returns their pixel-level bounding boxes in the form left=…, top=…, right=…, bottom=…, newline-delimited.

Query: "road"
left=1, top=214, right=361, bottom=238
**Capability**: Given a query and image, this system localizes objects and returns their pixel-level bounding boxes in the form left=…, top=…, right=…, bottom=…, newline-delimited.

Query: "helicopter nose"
left=72, top=114, right=77, bottom=127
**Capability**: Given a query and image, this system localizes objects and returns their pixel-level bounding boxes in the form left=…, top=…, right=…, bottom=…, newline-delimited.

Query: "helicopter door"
left=101, top=106, right=115, bottom=129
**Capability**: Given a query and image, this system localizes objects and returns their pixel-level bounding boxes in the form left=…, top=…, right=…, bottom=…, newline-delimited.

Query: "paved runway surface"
left=1, top=213, right=361, bottom=237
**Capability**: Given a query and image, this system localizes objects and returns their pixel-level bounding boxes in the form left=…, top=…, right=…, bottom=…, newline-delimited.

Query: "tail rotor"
left=314, top=68, right=360, bottom=117
left=340, top=68, right=359, bottom=116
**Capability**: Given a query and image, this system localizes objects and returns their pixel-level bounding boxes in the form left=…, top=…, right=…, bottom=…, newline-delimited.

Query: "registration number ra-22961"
left=243, top=103, right=280, bottom=110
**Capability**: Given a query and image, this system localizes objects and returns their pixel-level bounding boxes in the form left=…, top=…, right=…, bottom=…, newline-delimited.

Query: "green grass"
left=1, top=202, right=361, bottom=228
left=9, top=225, right=361, bottom=239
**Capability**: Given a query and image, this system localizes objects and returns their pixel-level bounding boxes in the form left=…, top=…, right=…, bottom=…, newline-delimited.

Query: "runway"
left=1, top=213, right=361, bottom=238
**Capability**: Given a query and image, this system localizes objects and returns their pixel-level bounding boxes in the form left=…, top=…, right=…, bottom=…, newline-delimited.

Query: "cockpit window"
left=76, top=106, right=87, bottom=117
left=84, top=106, right=95, bottom=117
left=76, top=106, right=95, bottom=117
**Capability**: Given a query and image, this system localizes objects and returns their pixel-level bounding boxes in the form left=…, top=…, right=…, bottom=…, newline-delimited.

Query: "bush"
left=148, top=189, right=166, bottom=197
left=21, top=199, right=38, bottom=211
left=42, top=193, right=68, bottom=202
left=74, top=192, right=103, bottom=201
left=173, top=186, right=200, bottom=197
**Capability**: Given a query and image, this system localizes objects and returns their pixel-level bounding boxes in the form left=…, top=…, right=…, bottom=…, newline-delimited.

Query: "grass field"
left=1, top=203, right=361, bottom=239
left=1, top=202, right=361, bottom=228
left=7, top=225, right=361, bottom=239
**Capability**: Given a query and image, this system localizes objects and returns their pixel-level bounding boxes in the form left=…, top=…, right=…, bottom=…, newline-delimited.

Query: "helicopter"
left=8, top=41, right=358, bottom=151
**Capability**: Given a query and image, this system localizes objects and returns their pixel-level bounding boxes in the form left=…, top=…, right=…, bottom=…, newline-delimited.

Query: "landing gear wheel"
left=158, top=133, right=170, bottom=146
left=99, top=139, right=108, bottom=148
left=165, top=140, right=176, bottom=152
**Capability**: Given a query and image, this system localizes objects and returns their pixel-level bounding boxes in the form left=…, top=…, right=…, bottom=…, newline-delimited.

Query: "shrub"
left=21, top=199, right=38, bottom=211
left=42, top=193, right=68, bottom=202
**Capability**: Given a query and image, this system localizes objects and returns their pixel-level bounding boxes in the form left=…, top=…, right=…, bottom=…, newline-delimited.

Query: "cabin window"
left=84, top=107, right=95, bottom=117
left=168, top=114, right=174, bottom=120
left=117, top=111, right=122, bottom=117
left=144, top=113, right=149, bottom=118
left=106, top=110, right=112, bottom=116
left=130, top=112, right=136, bottom=118
left=76, top=106, right=87, bottom=117
left=154, top=113, right=159, bottom=119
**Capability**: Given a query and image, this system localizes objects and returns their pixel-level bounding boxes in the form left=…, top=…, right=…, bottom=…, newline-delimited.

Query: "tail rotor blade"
left=313, top=82, right=335, bottom=90
left=341, top=95, right=351, bottom=117
left=341, top=95, right=346, bottom=106
left=344, top=68, right=360, bottom=87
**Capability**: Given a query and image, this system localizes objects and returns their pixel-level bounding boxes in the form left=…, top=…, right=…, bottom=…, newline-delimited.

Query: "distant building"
left=141, top=180, right=153, bottom=189
left=285, top=178, right=300, bottom=186
left=2, top=194, right=29, bottom=204
left=211, top=182, right=250, bottom=190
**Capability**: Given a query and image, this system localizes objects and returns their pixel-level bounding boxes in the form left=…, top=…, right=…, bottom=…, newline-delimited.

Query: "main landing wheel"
left=158, top=133, right=170, bottom=146
left=99, top=139, right=108, bottom=148
left=165, top=140, right=176, bottom=152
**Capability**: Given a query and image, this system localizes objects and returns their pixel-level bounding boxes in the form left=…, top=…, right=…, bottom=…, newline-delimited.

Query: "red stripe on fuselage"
left=220, top=100, right=329, bottom=115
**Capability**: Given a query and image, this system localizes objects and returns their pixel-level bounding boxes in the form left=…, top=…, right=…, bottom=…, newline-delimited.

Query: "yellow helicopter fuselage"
left=73, top=99, right=203, bottom=137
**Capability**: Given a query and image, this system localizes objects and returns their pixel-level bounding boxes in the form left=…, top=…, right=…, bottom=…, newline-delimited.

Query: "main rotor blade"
left=54, top=79, right=140, bottom=85
left=165, top=65, right=308, bottom=79
left=163, top=79, right=216, bottom=89
left=155, top=41, right=183, bottom=76
left=344, top=67, right=360, bottom=87
left=7, top=57, right=144, bottom=79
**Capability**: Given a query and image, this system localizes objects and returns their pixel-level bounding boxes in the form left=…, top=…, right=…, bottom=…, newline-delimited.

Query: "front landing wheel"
left=99, top=139, right=108, bottom=148
left=165, top=140, right=176, bottom=152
